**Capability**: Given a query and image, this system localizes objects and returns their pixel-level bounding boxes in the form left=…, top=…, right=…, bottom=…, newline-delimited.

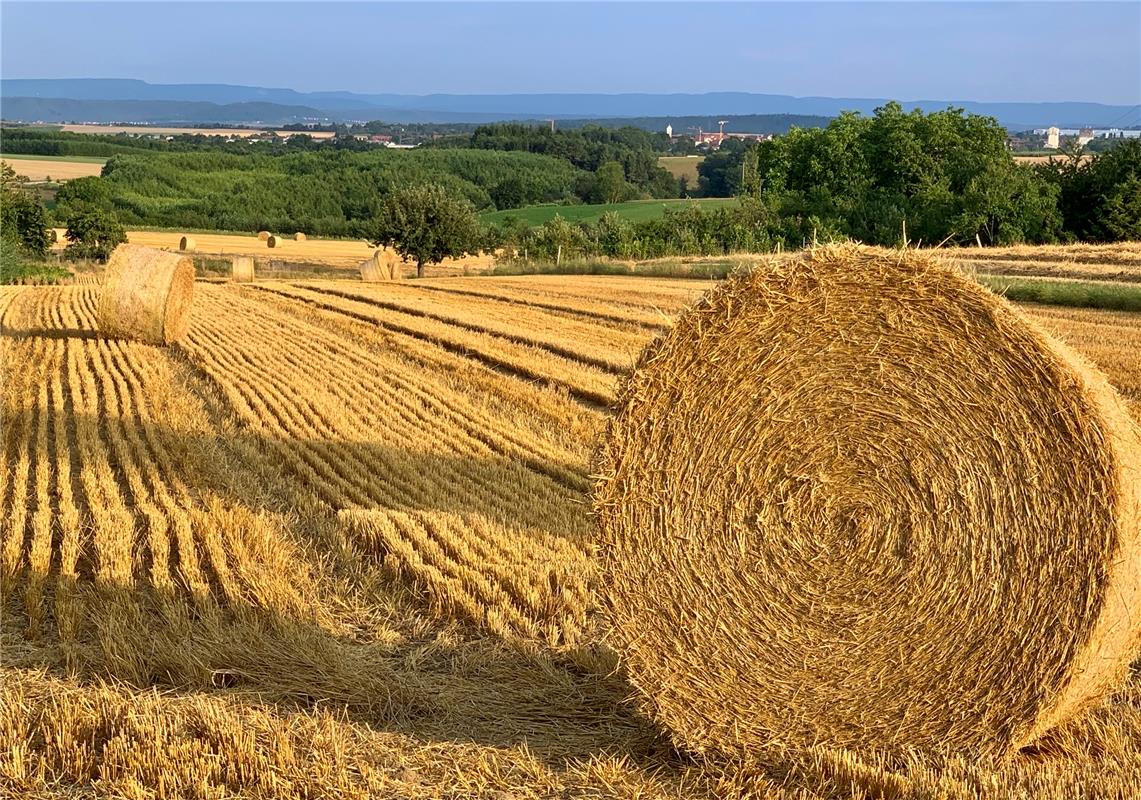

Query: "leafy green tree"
left=1103, top=176, right=1141, bottom=240
left=1, top=163, right=52, bottom=257
left=368, top=184, right=480, bottom=278
left=594, top=161, right=630, bottom=204
left=490, top=176, right=527, bottom=210
left=64, top=207, right=126, bottom=263
left=1038, top=139, right=1141, bottom=241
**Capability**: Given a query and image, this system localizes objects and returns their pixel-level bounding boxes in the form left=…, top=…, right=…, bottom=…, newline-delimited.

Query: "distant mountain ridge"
left=3, top=78, right=1139, bottom=130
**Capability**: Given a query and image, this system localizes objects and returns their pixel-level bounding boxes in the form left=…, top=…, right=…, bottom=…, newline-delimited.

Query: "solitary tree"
left=64, top=207, right=126, bottom=263
left=594, top=161, right=630, bottom=204
left=368, top=184, right=480, bottom=278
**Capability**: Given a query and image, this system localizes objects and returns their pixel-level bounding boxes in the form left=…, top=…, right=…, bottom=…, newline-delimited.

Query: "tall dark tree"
left=1, top=162, right=53, bottom=258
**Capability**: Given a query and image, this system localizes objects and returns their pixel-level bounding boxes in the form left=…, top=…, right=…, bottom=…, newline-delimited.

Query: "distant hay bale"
left=294, top=232, right=307, bottom=241
left=594, top=243, right=1141, bottom=759
left=266, top=235, right=277, bottom=249
left=231, top=255, right=255, bottom=283
left=179, top=235, right=196, bottom=252
left=257, top=230, right=270, bottom=241
left=49, top=229, right=57, bottom=244
left=97, top=244, right=194, bottom=345
left=359, top=249, right=400, bottom=282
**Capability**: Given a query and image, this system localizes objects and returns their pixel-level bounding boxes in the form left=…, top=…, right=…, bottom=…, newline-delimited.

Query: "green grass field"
left=979, top=275, right=1141, bottom=312
left=0, top=153, right=108, bottom=164
left=481, top=197, right=738, bottom=226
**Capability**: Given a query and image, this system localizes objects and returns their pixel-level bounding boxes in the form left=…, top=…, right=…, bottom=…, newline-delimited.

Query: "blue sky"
left=2, top=2, right=1139, bottom=104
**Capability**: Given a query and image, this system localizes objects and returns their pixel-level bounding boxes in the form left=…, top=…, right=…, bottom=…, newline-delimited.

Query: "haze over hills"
left=3, top=78, right=1139, bottom=131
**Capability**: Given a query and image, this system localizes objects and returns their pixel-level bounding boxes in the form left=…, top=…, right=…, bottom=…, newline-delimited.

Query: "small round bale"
left=294, top=232, right=307, bottom=242
left=231, top=255, right=255, bottom=283
left=594, top=244, right=1141, bottom=759
left=179, top=235, right=196, bottom=252
left=49, top=229, right=58, bottom=244
left=97, top=244, right=195, bottom=345
left=266, top=235, right=277, bottom=249
left=257, top=230, right=270, bottom=241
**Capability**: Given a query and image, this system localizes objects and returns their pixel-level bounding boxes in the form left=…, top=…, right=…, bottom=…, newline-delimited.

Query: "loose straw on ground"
left=594, top=243, right=1141, bottom=759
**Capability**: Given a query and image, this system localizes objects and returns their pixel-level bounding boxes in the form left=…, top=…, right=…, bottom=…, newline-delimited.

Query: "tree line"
left=690, top=103, right=1140, bottom=246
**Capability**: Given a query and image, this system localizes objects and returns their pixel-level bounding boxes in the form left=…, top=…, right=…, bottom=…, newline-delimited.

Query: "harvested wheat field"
left=1, top=156, right=106, bottom=182
left=2, top=261, right=1141, bottom=798
left=113, top=230, right=498, bottom=275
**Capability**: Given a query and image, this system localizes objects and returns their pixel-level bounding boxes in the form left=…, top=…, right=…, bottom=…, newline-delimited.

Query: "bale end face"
left=97, top=243, right=194, bottom=345
left=231, top=255, right=255, bottom=283
left=594, top=243, right=1141, bottom=759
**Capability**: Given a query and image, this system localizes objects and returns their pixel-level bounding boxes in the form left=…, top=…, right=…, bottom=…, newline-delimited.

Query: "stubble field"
left=1, top=156, right=106, bottom=182
left=2, top=261, right=1140, bottom=798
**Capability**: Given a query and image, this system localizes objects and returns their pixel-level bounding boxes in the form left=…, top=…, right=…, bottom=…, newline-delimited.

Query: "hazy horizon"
left=2, top=2, right=1139, bottom=106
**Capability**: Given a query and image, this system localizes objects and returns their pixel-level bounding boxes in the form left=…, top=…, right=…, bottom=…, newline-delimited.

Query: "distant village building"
left=694, top=130, right=726, bottom=147
left=1033, top=126, right=1141, bottom=142
left=665, top=124, right=673, bottom=138
left=1077, top=128, right=1095, bottom=147
left=1044, top=127, right=1061, bottom=149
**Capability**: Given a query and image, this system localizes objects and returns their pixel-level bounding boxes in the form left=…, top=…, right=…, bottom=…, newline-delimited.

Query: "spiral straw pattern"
left=594, top=244, right=1141, bottom=757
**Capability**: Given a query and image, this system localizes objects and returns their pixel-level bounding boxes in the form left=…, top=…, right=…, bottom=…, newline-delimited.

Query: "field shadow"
left=3, top=326, right=103, bottom=341
left=3, top=402, right=666, bottom=771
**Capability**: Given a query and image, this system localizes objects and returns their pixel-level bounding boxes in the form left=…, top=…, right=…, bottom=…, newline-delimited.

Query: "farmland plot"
left=2, top=274, right=1141, bottom=798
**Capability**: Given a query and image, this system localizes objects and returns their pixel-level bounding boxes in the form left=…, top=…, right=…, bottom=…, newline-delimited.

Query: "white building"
left=1044, top=126, right=1061, bottom=149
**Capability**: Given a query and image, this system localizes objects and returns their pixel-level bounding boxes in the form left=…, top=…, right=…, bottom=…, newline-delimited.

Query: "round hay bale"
left=359, top=249, right=399, bottom=282
left=231, top=255, right=255, bottom=283
left=179, top=235, right=196, bottom=252
left=257, top=230, right=270, bottom=241
left=97, top=244, right=194, bottom=345
left=294, top=231, right=307, bottom=242
left=49, top=229, right=57, bottom=244
left=594, top=244, right=1141, bottom=759
left=266, top=235, right=277, bottom=249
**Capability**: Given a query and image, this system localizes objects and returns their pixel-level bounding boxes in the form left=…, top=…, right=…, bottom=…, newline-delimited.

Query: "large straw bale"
left=178, top=235, right=196, bottom=252
left=594, top=243, right=1141, bottom=759
left=266, top=235, right=278, bottom=249
left=257, top=230, right=270, bottom=241
left=231, top=255, right=255, bottom=283
left=97, top=244, right=194, bottom=345
left=294, top=232, right=307, bottom=241
left=359, top=249, right=400, bottom=282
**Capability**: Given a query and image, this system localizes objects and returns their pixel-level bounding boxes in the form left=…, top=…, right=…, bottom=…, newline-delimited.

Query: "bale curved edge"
left=593, top=243, right=1141, bottom=759
left=97, top=244, right=195, bottom=345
